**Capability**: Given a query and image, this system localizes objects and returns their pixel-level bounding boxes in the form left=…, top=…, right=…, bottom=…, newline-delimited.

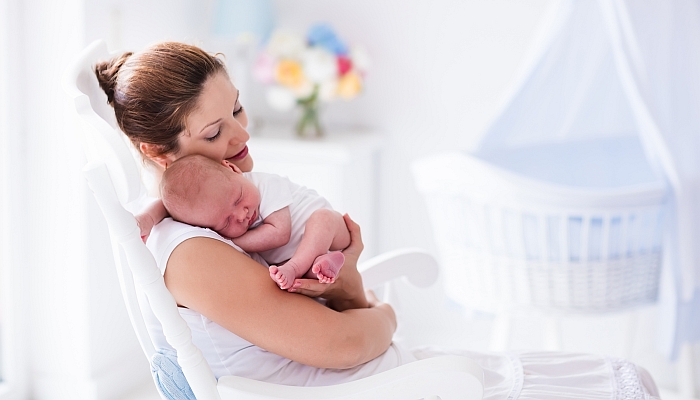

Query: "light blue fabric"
left=212, top=0, right=273, bottom=41
left=151, top=349, right=196, bottom=400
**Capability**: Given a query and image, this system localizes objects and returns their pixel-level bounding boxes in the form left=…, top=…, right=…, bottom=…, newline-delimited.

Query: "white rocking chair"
left=63, top=39, right=484, bottom=400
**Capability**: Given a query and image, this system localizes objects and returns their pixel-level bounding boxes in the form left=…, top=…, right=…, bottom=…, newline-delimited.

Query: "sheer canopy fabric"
left=476, top=0, right=700, bottom=358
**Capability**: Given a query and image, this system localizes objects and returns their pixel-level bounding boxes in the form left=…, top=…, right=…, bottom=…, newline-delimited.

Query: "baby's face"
left=189, top=166, right=261, bottom=239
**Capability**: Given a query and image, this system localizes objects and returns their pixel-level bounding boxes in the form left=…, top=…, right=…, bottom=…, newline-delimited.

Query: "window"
left=0, top=0, right=27, bottom=398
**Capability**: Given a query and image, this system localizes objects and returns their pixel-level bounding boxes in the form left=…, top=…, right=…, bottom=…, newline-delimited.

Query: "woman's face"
left=168, top=71, right=253, bottom=172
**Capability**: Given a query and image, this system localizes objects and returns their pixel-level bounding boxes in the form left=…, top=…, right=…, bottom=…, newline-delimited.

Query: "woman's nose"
left=228, top=120, right=250, bottom=145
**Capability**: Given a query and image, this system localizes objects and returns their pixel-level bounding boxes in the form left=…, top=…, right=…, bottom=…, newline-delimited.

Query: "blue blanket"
left=150, top=349, right=195, bottom=400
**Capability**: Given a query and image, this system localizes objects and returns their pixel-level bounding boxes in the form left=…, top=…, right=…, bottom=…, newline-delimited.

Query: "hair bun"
left=94, top=52, right=133, bottom=105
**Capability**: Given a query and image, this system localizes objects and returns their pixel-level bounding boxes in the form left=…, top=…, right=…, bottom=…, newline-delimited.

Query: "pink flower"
left=253, top=52, right=276, bottom=85
left=337, top=56, right=352, bottom=76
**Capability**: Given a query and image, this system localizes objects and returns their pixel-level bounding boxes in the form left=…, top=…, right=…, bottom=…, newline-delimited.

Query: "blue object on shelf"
left=213, top=0, right=274, bottom=42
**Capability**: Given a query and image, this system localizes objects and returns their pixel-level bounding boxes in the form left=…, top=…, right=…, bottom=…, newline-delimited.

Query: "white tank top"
left=142, top=218, right=411, bottom=385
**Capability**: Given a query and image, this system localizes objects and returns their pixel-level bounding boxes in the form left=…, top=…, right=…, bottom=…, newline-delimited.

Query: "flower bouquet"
left=253, top=23, right=369, bottom=138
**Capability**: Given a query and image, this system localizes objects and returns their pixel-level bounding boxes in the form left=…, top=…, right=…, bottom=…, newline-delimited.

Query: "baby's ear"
left=221, top=160, right=243, bottom=174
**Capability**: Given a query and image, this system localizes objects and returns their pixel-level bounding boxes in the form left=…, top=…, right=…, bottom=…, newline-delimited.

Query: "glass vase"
left=296, top=85, right=324, bottom=138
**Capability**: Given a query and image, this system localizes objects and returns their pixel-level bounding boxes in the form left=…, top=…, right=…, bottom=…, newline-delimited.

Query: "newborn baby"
left=152, top=154, right=350, bottom=289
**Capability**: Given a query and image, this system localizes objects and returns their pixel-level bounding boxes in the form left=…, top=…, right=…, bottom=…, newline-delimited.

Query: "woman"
left=95, top=42, right=660, bottom=398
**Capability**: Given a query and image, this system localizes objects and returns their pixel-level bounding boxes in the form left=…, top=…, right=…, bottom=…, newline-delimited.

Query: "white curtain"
left=476, top=0, right=700, bottom=359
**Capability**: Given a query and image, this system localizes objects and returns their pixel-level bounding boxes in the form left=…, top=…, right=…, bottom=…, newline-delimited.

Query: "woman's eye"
left=233, top=106, right=244, bottom=117
left=205, top=130, right=221, bottom=142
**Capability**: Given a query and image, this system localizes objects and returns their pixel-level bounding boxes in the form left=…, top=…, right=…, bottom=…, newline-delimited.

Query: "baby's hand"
left=135, top=213, right=155, bottom=243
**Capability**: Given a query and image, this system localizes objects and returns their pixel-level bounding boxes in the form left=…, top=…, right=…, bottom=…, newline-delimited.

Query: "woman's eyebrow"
left=199, top=118, right=223, bottom=135
left=196, top=90, right=239, bottom=135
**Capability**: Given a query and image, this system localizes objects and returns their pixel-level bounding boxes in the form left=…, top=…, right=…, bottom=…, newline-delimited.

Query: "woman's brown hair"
left=94, top=42, right=227, bottom=158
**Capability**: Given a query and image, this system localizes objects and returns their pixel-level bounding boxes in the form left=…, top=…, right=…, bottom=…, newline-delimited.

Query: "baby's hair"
left=160, top=155, right=228, bottom=220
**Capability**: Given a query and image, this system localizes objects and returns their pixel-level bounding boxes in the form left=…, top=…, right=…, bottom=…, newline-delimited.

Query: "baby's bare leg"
left=270, top=209, right=350, bottom=288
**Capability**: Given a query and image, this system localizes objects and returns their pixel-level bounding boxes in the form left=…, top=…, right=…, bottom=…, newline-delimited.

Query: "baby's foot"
left=269, top=263, right=298, bottom=290
left=311, top=252, right=345, bottom=284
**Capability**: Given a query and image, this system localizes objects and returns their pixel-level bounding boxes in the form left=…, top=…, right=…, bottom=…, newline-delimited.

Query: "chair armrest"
left=217, top=355, right=483, bottom=400
left=358, top=248, right=439, bottom=290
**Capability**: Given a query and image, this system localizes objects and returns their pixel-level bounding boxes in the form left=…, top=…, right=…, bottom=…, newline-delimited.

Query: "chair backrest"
left=62, top=41, right=144, bottom=206
left=63, top=40, right=221, bottom=399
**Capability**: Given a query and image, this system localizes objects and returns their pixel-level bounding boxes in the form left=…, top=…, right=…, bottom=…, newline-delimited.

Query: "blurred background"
left=0, top=0, right=698, bottom=399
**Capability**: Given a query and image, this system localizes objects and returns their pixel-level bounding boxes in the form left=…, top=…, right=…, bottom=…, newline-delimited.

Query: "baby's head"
left=161, top=154, right=261, bottom=239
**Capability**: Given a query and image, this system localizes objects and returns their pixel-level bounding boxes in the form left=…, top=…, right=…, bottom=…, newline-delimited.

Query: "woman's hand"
left=364, top=289, right=381, bottom=307
left=289, top=214, right=369, bottom=311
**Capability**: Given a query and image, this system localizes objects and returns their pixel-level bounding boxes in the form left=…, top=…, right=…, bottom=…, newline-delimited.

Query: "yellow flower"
left=336, top=71, right=362, bottom=99
left=275, top=59, right=305, bottom=88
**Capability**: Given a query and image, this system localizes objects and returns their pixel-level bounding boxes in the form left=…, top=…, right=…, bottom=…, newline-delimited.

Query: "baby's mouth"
left=248, top=210, right=257, bottom=227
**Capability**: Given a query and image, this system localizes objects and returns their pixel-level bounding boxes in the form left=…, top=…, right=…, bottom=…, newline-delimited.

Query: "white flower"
left=266, top=86, right=296, bottom=112
left=301, top=47, right=337, bottom=84
left=349, top=44, right=371, bottom=72
left=256, top=26, right=369, bottom=112
left=318, top=79, right=338, bottom=102
left=266, top=30, right=306, bottom=58
left=292, top=80, right=314, bottom=99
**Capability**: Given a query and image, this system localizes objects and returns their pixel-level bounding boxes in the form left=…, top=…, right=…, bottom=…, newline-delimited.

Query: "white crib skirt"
left=410, top=346, right=660, bottom=400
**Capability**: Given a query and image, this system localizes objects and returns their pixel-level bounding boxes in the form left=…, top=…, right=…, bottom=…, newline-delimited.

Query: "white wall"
left=84, top=0, right=214, bottom=52
left=261, top=0, right=552, bottom=253
left=0, top=0, right=28, bottom=398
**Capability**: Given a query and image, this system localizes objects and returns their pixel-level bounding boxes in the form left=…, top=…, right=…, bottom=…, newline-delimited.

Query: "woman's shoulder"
left=147, top=218, right=258, bottom=274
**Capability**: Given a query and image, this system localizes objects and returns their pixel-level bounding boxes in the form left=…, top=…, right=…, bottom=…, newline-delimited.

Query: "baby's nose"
left=236, top=207, right=249, bottom=221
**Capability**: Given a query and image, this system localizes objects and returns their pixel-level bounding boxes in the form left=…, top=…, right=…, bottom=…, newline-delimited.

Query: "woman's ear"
left=222, top=159, right=243, bottom=174
left=140, top=142, right=172, bottom=169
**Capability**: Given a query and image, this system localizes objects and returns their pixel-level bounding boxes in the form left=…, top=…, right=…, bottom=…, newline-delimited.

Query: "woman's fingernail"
left=293, top=282, right=301, bottom=288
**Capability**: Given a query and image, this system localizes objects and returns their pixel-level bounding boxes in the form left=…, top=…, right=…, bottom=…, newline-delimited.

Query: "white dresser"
left=248, top=126, right=383, bottom=259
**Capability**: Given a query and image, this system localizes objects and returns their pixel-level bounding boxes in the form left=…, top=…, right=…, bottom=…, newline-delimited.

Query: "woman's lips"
left=228, top=145, right=249, bottom=161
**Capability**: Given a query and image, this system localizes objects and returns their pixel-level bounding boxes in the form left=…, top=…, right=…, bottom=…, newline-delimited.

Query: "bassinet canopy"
left=476, top=0, right=700, bottom=358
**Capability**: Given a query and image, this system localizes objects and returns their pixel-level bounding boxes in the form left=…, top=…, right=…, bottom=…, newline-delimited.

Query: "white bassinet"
left=413, top=136, right=667, bottom=314
left=415, top=0, right=698, bottom=391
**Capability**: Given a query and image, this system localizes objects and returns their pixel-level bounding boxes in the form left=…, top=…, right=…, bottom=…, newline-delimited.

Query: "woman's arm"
left=164, top=235, right=396, bottom=369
